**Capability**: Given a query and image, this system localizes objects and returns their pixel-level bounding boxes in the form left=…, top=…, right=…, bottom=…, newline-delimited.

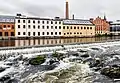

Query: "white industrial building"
left=15, top=15, right=63, bottom=38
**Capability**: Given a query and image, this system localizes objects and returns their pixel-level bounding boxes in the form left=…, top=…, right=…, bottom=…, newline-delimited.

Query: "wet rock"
left=81, top=54, right=89, bottom=58
left=72, top=53, right=79, bottom=56
left=49, top=59, right=59, bottom=65
left=0, top=67, right=6, bottom=72
left=101, top=66, right=120, bottom=79
left=7, top=79, right=19, bottom=83
left=0, top=75, right=10, bottom=82
left=91, top=48, right=99, bottom=51
left=29, top=55, right=46, bottom=65
left=52, top=52, right=64, bottom=60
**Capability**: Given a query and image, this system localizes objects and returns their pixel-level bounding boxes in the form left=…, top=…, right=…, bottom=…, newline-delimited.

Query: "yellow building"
left=62, top=19, right=95, bottom=37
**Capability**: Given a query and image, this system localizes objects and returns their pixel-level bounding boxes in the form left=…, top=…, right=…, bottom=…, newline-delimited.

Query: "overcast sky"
left=0, top=0, right=120, bottom=21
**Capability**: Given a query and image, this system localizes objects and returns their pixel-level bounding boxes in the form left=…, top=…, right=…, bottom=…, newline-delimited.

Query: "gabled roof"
left=63, top=19, right=93, bottom=25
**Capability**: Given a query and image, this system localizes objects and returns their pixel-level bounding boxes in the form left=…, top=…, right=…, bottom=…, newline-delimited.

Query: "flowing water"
left=0, top=41, right=120, bottom=83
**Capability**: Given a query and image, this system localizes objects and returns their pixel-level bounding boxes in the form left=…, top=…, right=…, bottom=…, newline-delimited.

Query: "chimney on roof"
left=16, top=14, right=22, bottom=16
left=72, top=14, right=74, bottom=20
left=90, top=18, right=94, bottom=22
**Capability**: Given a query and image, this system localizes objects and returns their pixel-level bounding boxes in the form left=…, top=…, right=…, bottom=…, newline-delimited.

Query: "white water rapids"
left=0, top=41, right=120, bottom=83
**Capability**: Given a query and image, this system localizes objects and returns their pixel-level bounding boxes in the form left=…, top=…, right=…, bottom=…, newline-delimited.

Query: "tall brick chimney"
left=66, top=0, right=69, bottom=19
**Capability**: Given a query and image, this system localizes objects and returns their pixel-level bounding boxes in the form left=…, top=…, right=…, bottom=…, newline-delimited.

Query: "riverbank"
left=0, top=36, right=120, bottom=50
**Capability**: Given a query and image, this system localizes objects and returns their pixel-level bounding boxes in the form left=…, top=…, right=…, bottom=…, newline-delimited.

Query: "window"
left=59, top=26, right=61, bottom=29
left=47, top=26, right=49, bottom=29
left=18, top=20, right=20, bottom=23
left=63, top=26, right=65, bottom=29
left=33, top=25, right=35, bottom=29
left=42, top=21, right=44, bottom=24
left=47, top=32, right=49, bottom=35
left=38, top=25, right=40, bottom=29
left=4, top=25, right=6, bottom=28
left=64, top=33, right=66, bottom=35
left=0, top=32, right=2, bottom=36
left=38, top=32, right=40, bottom=36
left=18, top=32, right=20, bottom=35
left=0, top=25, right=2, bottom=29
left=28, top=25, right=30, bottom=29
left=8, top=25, right=10, bottom=27
left=55, top=21, right=57, bottom=24
left=77, top=32, right=79, bottom=34
left=74, top=32, right=76, bottom=34
left=90, top=27, right=92, bottom=29
left=71, top=26, right=72, bottom=29
left=81, top=27, right=83, bottom=29
left=59, top=32, right=61, bottom=35
left=23, top=32, right=26, bottom=35
left=55, top=26, right=57, bottom=29
left=59, top=21, right=61, bottom=24
left=87, top=27, right=89, bottom=29
left=77, top=27, right=79, bottom=29
left=33, top=20, right=35, bottom=23
left=67, top=32, right=69, bottom=34
left=42, top=32, right=44, bottom=35
left=70, top=32, right=72, bottom=34
left=80, top=32, right=82, bottom=34
left=51, top=21, right=53, bottom=24
left=33, top=32, right=35, bottom=36
left=38, top=20, right=40, bottom=24
left=55, top=32, right=57, bottom=35
left=42, top=26, right=44, bottom=29
left=84, top=27, right=86, bottom=29
left=28, top=32, right=30, bottom=36
left=51, top=32, right=53, bottom=35
left=5, top=32, right=8, bottom=36
left=28, top=20, right=30, bottom=23
left=51, top=26, right=53, bottom=29
left=67, top=26, right=69, bottom=29
left=23, top=20, right=25, bottom=23
left=11, top=32, right=14, bottom=36
left=47, top=21, right=49, bottom=24
left=18, top=25, right=20, bottom=28
left=23, top=25, right=25, bottom=28
left=12, top=25, right=14, bottom=29
left=74, top=26, right=76, bottom=29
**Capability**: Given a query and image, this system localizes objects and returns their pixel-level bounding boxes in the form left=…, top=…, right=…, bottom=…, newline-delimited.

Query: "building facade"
left=62, top=19, right=95, bottom=37
left=15, top=16, right=63, bottom=38
left=110, top=20, right=120, bottom=35
left=0, top=16, right=15, bottom=38
left=90, top=16, right=110, bottom=35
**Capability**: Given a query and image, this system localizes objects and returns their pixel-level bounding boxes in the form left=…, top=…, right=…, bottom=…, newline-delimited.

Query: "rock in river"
left=101, top=65, right=120, bottom=79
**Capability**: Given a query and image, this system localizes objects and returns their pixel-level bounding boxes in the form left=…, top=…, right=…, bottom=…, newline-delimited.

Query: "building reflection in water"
left=0, top=36, right=120, bottom=47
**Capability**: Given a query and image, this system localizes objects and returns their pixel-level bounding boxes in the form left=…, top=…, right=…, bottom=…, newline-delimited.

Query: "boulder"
left=29, top=55, right=46, bottom=65
left=101, top=66, right=120, bottom=79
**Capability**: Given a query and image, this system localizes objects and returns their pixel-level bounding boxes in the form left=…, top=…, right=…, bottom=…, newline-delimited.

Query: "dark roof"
left=63, top=19, right=93, bottom=25
left=0, top=15, right=15, bottom=23
left=16, top=16, right=64, bottom=21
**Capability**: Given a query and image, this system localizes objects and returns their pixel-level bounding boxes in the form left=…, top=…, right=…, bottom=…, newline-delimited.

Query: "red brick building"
left=90, top=16, right=110, bottom=35
left=0, top=16, right=15, bottom=38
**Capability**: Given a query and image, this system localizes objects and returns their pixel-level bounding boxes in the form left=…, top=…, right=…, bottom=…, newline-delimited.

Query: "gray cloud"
left=0, top=0, right=120, bottom=20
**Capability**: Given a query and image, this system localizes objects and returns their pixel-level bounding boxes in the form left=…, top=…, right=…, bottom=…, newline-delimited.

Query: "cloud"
left=0, top=0, right=119, bottom=20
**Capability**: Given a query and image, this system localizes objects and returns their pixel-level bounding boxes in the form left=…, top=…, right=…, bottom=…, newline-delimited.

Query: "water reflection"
left=0, top=36, right=120, bottom=47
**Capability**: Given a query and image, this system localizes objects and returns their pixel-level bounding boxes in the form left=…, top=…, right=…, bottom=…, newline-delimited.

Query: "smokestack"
left=66, top=0, right=69, bottom=19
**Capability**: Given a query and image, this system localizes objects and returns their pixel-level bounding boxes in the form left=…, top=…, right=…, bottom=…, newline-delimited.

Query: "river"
left=0, top=36, right=120, bottom=47
left=0, top=40, right=120, bottom=83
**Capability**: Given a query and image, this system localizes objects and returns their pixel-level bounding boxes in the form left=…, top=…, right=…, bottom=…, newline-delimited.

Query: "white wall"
left=15, top=17, right=63, bottom=37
